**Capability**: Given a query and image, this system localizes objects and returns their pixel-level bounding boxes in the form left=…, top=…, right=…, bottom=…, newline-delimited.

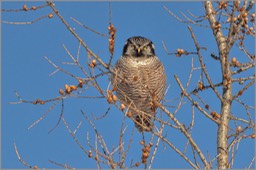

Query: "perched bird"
left=112, top=36, right=166, bottom=132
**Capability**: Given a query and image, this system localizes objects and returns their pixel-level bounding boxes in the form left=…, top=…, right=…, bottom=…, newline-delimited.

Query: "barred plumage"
left=112, top=36, right=166, bottom=132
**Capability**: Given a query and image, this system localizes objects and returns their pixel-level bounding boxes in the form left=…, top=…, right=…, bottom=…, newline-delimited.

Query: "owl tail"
left=134, top=114, right=153, bottom=132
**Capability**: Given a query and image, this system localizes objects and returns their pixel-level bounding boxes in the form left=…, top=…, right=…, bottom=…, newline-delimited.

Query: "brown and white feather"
left=112, top=36, right=166, bottom=132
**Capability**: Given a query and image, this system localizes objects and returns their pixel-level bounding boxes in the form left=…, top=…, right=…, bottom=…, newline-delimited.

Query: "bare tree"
left=3, top=1, right=255, bottom=169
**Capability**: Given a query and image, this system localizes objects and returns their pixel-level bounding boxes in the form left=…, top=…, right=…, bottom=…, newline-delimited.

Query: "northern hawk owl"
left=112, top=36, right=166, bottom=132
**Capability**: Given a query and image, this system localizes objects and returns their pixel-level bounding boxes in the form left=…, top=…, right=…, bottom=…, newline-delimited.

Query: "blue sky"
left=2, top=1, right=255, bottom=169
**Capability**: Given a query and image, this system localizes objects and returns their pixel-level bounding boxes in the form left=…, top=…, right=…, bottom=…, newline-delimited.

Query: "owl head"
left=122, top=36, right=155, bottom=57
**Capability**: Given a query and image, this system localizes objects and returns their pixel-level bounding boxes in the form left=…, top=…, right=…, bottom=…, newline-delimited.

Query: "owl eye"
left=130, top=44, right=136, bottom=49
left=143, top=46, right=148, bottom=50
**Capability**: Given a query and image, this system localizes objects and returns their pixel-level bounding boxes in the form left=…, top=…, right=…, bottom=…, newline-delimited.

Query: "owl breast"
left=112, top=55, right=166, bottom=131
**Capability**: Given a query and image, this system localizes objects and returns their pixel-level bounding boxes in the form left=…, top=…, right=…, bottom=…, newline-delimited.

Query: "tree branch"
left=204, top=1, right=232, bottom=169
left=159, top=102, right=211, bottom=169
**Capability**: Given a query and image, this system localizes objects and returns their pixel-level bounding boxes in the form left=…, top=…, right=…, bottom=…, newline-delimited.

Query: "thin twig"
left=70, top=17, right=108, bottom=37
left=14, top=143, right=33, bottom=168
left=153, top=131, right=199, bottom=169
left=47, top=1, right=109, bottom=69
left=175, top=75, right=219, bottom=124
left=187, top=25, right=223, bottom=102
left=158, top=102, right=210, bottom=169
left=1, top=13, right=52, bottom=25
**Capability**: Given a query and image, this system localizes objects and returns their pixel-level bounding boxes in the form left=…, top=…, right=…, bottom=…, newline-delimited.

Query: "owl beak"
left=137, top=47, right=141, bottom=54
